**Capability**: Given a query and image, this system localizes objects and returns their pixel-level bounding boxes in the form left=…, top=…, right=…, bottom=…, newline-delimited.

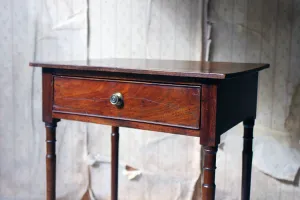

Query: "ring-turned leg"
left=45, top=119, right=59, bottom=200
left=242, top=118, right=255, bottom=200
left=202, top=146, right=218, bottom=200
left=111, top=126, right=119, bottom=200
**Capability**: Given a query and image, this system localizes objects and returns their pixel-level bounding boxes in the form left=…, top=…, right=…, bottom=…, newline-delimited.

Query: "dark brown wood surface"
left=242, top=119, right=255, bottom=200
left=53, top=112, right=200, bottom=137
left=53, top=76, right=201, bottom=129
left=216, top=73, right=258, bottom=136
left=43, top=69, right=59, bottom=200
left=32, top=60, right=269, bottom=200
left=42, top=68, right=55, bottom=123
left=30, top=58, right=269, bottom=79
left=45, top=120, right=59, bottom=200
left=111, top=127, right=119, bottom=200
left=200, top=85, right=217, bottom=146
left=202, top=146, right=218, bottom=200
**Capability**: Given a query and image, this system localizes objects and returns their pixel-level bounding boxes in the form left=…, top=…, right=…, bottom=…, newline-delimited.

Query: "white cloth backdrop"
left=2, top=0, right=299, bottom=199
left=0, top=0, right=203, bottom=199
left=210, top=0, right=300, bottom=199
left=87, top=0, right=203, bottom=199
left=1, top=0, right=88, bottom=199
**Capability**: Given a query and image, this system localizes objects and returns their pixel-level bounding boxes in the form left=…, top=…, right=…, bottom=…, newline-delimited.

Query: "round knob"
left=110, top=92, right=123, bottom=107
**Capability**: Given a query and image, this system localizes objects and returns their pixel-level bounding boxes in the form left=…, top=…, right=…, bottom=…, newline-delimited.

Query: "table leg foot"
left=111, top=126, right=119, bottom=200
left=242, top=118, right=254, bottom=200
left=45, top=119, right=59, bottom=200
left=202, top=145, right=218, bottom=200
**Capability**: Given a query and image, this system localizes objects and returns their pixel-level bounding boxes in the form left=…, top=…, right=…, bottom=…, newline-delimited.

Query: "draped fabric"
left=0, top=0, right=203, bottom=199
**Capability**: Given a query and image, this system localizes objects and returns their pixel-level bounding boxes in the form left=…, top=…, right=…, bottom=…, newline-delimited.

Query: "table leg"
left=202, top=146, right=218, bottom=200
left=111, top=126, right=119, bottom=200
left=45, top=119, right=59, bottom=200
left=242, top=118, right=254, bottom=200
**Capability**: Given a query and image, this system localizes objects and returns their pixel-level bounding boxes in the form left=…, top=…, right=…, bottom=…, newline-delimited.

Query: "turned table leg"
left=242, top=118, right=254, bottom=200
left=111, top=126, right=119, bottom=200
left=45, top=119, right=59, bottom=200
left=202, top=146, right=218, bottom=200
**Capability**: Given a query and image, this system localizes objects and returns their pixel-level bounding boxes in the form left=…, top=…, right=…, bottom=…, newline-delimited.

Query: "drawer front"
left=53, top=77, right=201, bottom=129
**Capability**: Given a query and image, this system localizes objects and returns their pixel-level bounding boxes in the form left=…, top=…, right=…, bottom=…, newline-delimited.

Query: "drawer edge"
left=53, top=110, right=200, bottom=130
left=53, top=112, right=200, bottom=137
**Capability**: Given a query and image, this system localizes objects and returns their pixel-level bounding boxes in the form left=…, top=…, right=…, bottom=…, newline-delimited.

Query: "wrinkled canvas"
left=0, top=0, right=203, bottom=199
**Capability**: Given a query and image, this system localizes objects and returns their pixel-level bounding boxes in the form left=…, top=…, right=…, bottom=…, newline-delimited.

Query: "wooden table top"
left=30, top=58, right=269, bottom=79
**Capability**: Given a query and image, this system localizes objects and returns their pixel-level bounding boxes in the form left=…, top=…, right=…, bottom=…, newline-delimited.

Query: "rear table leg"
left=242, top=119, right=255, bottom=200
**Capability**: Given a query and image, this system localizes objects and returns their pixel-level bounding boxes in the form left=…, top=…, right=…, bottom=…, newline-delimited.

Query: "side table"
left=30, top=59, right=269, bottom=200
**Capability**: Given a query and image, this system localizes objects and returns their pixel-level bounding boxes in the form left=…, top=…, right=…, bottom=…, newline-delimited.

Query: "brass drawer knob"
left=110, top=92, right=123, bottom=107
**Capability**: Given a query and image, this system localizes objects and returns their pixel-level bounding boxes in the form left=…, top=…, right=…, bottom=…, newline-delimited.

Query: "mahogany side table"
left=30, top=59, right=269, bottom=200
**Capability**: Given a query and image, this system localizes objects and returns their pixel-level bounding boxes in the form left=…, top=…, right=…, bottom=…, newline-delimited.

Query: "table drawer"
left=53, top=76, right=201, bottom=129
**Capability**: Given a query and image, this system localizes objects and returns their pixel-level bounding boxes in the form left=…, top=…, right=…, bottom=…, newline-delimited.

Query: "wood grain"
left=53, top=76, right=201, bottom=129
left=42, top=68, right=55, bottom=123
left=202, top=146, right=218, bottom=200
left=111, top=126, right=119, bottom=200
left=32, top=57, right=269, bottom=200
left=52, top=112, right=200, bottom=137
left=200, top=84, right=218, bottom=146
left=30, top=58, right=269, bottom=79
left=45, top=119, right=59, bottom=200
